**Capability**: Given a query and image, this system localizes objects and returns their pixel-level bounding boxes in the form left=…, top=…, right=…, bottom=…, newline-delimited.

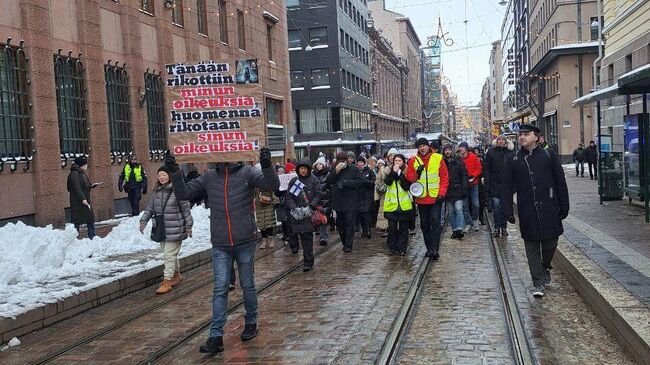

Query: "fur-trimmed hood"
left=491, top=138, right=514, bottom=151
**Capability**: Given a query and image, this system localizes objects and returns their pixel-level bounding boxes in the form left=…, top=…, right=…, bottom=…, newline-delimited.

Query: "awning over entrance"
left=573, top=64, right=650, bottom=107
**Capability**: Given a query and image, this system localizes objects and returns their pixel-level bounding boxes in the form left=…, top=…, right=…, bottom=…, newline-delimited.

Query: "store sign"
left=164, top=59, right=264, bottom=163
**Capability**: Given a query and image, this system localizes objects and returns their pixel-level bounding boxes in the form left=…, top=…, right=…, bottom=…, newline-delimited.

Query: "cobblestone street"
left=1, top=221, right=637, bottom=364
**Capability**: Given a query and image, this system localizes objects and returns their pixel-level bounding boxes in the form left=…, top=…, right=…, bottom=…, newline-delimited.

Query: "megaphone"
left=409, top=182, right=425, bottom=198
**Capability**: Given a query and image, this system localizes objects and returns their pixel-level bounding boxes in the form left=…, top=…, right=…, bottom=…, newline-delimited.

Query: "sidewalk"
left=555, top=167, right=650, bottom=363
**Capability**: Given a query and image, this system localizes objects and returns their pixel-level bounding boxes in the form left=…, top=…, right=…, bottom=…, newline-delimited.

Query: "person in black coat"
left=442, top=145, right=468, bottom=239
left=484, top=135, right=516, bottom=237
left=326, top=151, right=364, bottom=252
left=585, top=141, right=598, bottom=180
left=572, top=143, right=587, bottom=177
left=356, top=156, right=377, bottom=239
left=473, top=147, right=488, bottom=226
left=286, top=159, right=322, bottom=271
left=503, top=124, right=569, bottom=297
left=67, top=156, right=99, bottom=239
left=312, top=158, right=332, bottom=245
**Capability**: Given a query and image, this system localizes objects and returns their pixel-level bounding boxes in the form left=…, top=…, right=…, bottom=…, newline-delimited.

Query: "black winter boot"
left=199, top=336, right=224, bottom=354
left=241, top=323, right=258, bottom=341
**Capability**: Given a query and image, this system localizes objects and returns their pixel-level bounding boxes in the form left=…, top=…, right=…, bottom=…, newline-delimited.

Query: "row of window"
left=291, top=107, right=371, bottom=135
left=288, top=28, right=328, bottom=49
left=290, top=69, right=330, bottom=89
left=338, top=0, right=368, bottom=34
left=287, top=0, right=327, bottom=9
left=341, top=70, right=370, bottom=98
left=138, top=1, right=253, bottom=52
left=340, top=29, right=369, bottom=66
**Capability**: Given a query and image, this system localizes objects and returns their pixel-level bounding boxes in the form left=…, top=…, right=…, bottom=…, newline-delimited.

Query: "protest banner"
left=165, top=59, right=264, bottom=163
left=278, top=172, right=298, bottom=191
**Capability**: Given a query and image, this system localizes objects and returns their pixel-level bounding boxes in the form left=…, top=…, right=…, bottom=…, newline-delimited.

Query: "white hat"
left=377, top=159, right=386, bottom=165
left=314, top=156, right=327, bottom=167
left=387, top=148, right=398, bottom=156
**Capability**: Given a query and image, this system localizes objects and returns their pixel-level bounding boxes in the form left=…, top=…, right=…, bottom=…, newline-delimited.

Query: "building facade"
left=527, top=0, right=599, bottom=161
left=287, top=0, right=374, bottom=159
left=0, top=0, right=292, bottom=226
left=489, top=41, right=504, bottom=124
left=513, top=0, right=530, bottom=113
left=368, top=0, right=422, bottom=133
left=501, top=0, right=517, bottom=124
left=420, top=37, right=443, bottom=133
left=368, top=19, right=409, bottom=150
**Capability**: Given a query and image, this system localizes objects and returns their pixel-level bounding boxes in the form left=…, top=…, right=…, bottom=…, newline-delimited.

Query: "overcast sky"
left=384, top=0, right=506, bottom=106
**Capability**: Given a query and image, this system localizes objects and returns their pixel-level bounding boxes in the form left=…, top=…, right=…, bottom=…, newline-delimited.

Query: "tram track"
left=33, top=240, right=292, bottom=364
left=376, top=218, right=536, bottom=365
left=138, top=238, right=341, bottom=364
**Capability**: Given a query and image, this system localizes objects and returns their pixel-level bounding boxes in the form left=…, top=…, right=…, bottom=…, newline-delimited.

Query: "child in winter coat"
left=140, top=165, right=193, bottom=294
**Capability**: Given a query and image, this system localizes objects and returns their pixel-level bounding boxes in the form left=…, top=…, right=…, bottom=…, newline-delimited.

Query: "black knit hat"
left=430, top=140, right=440, bottom=150
left=356, top=156, right=366, bottom=163
left=74, top=156, right=87, bottom=167
left=157, top=165, right=171, bottom=174
left=415, top=138, right=429, bottom=148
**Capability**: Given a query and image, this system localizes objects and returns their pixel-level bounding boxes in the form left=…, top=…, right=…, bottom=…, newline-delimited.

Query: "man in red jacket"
left=406, top=138, right=449, bottom=259
left=459, top=141, right=482, bottom=232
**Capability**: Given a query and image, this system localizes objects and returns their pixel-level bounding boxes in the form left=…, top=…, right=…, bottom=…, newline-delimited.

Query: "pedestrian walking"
left=384, top=154, right=414, bottom=255
left=573, top=143, right=586, bottom=177
left=484, top=135, right=515, bottom=237
left=274, top=165, right=291, bottom=243
left=376, top=152, right=396, bottom=237
left=67, top=156, right=99, bottom=239
left=459, top=141, right=482, bottom=233
left=286, top=159, right=322, bottom=271
left=313, top=157, right=331, bottom=246
left=118, top=155, right=148, bottom=216
left=326, top=151, right=364, bottom=252
left=139, top=165, right=193, bottom=294
left=256, top=189, right=279, bottom=249
left=405, top=138, right=449, bottom=259
left=539, top=135, right=550, bottom=149
left=442, top=145, right=468, bottom=239
left=356, top=156, right=376, bottom=239
left=585, top=141, right=598, bottom=180
left=165, top=148, right=280, bottom=354
left=503, top=124, right=570, bottom=297
left=473, top=147, right=488, bottom=226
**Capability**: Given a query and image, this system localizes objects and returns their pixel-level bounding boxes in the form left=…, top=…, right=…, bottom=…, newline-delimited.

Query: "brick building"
left=0, top=0, right=291, bottom=227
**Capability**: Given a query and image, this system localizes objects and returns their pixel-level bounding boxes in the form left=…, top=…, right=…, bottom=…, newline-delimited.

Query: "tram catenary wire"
left=34, top=241, right=289, bottom=365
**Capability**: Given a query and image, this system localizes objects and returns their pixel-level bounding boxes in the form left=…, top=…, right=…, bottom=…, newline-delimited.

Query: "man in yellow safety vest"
left=119, top=154, right=148, bottom=216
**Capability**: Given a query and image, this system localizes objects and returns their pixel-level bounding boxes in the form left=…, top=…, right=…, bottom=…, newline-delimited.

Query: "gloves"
left=139, top=222, right=146, bottom=234
left=559, top=209, right=569, bottom=220
left=290, top=207, right=312, bottom=220
left=416, top=165, right=425, bottom=176
left=118, top=185, right=123, bottom=193
left=506, top=215, right=516, bottom=224
left=259, top=147, right=272, bottom=169
left=164, top=154, right=179, bottom=173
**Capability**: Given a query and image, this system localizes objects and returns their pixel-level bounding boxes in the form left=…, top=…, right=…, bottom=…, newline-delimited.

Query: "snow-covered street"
left=0, top=206, right=212, bottom=318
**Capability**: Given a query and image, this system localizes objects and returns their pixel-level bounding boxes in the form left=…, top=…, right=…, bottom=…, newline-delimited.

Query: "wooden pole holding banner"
left=164, top=59, right=265, bottom=163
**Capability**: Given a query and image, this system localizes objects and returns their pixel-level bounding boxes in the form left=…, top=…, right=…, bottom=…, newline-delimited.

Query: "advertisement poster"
left=165, top=60, right=264, bottom=163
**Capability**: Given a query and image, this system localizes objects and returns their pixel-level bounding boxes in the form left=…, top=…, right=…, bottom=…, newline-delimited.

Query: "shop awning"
left=542, top=110, right=557, bottom=118
left=573, top=64, right=650, bottom=107
left=507, top=111, right=531, bottom=123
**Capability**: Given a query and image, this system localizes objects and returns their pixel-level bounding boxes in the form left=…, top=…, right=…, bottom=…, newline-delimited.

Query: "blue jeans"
left=463, top=185, right=479, bottom=225
left=209, top=241, right=258, bottom=337
left=446, top=200, right=465, bottom=231
left=75, top=222, right=96, bottom=239
left=492, top=197, right=506, bottom=229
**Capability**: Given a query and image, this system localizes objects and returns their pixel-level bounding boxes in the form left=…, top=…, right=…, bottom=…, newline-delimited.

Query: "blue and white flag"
left=289, top=180, right=305, bottom=196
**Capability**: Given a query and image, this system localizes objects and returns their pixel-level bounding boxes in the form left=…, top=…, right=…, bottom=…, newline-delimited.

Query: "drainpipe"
left=592, top=0, right=603, bottom=136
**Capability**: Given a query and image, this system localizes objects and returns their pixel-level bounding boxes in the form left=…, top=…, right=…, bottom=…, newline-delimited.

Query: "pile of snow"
left=0, top=206, right=212, bottom=318
left=0, top=337, right=20, bottom=351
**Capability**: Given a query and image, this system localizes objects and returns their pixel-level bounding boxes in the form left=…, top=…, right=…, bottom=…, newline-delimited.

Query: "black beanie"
left=158, top=165, right=171, bottom=174
left=415, top=138, right=429, bottom=148
left=74, top=156, right=87, bottom=167
left=356, top=156, right=366, bottom=163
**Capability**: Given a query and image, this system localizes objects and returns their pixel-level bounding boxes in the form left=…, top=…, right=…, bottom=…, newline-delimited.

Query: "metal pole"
left=597, top=100, right=602, bottom=204
left=644, top=94, right=649, bottom=223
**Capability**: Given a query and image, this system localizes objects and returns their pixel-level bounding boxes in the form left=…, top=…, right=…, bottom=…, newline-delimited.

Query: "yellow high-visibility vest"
left=124, top=164, right=143, bottom=183
left=412, top=153, right=442, bottom=198
left=384, top=176, right=413, bottom=212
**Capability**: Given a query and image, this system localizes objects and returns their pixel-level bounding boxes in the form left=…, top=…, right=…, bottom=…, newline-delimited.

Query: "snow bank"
left=0, top=206, right=212, bottom=318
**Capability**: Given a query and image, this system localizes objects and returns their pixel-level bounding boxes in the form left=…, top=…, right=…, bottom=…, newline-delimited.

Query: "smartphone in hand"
left=91, top=182, right=103, bottom=189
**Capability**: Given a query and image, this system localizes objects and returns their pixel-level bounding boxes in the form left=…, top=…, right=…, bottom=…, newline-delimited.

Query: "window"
left=267, top=24, right=274, bottom=61
left=287, top=0, right=299, bottom=8
left=308, top=0, right=326, bottom=7
left=219, top=0, right=228, bottom=43
left=197, top=0, right=208, bottom=35
left=1, top=42, right=32, bottom=160
left=312, top=68, right=330, bottom=87
left=54, top=53, right=89, bottom=157
left=237, top=10, right=246, bottom=50
left=291, top=70, right=304, bottom=89
left=139, top=0, right=154, bottom=14
left=340, top=29, right=345, bottom=49
left=288, top=30, right=301, bottom=49
left=309, top=27, right=328, bottom=47
left=144, top=72, right=167, bottom=153
left=104, top=65, right=132, bottom=154
left=266, top=98, right=282, bottom=125
left=298, top=108, right=332, bottom=133
left=172, top=0, right=184, bottom=26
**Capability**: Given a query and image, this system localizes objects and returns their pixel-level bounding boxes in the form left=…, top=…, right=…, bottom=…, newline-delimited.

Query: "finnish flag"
left=290, top=180, right=305, bottom=196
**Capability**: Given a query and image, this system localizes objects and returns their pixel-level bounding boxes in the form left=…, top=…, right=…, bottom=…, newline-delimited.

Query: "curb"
left=0, top=248, right=212, bottom=344
left=554, top=236, right=650, bottom=364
